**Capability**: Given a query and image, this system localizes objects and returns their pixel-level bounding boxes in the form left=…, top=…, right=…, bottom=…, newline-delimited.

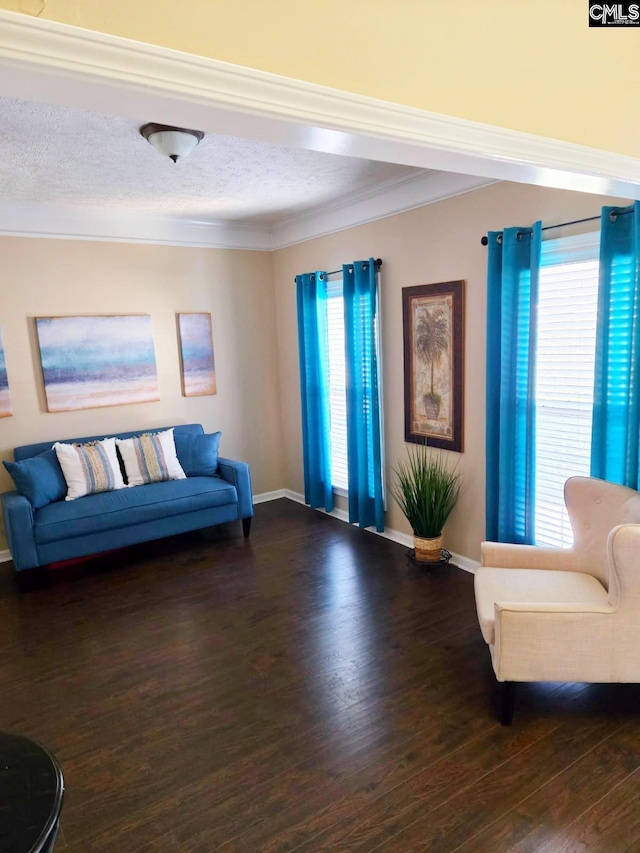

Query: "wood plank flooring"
left=0, top=498, right=639, bottom=852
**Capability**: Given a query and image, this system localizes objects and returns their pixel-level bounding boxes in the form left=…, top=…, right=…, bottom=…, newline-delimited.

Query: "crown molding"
left=0, top=172, right=497, bottom=250
left=271, top=171, right=497, bottom=249
left=0, top=202, right=273, bottom=250
left=0, top=10, right=639, bottom=201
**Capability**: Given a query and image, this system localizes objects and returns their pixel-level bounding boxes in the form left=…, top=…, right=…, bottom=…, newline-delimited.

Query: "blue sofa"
left=1, top=424, right=253, bottom=571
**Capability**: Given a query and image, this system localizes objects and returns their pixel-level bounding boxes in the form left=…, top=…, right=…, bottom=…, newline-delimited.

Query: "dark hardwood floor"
left=1, top=499, right=639, bottom=852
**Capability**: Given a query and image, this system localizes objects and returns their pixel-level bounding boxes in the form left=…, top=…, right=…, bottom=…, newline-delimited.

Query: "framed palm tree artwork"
left=402, top=280, right=464, bottom=452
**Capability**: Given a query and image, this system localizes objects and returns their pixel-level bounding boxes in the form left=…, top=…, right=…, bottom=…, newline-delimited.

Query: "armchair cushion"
left=475, top=567, right=609, bottom=645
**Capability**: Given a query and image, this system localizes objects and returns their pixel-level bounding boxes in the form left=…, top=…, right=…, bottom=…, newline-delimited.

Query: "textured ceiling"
left=0, top=96, right=426, bottom=223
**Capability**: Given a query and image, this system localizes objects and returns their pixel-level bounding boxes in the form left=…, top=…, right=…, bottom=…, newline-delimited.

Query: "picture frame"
left=402, top=280, right=464, bottom=452
left=35, top=314, right=160, bottom=413
left=0, top=325, right=11, bottom=418
left=177, top=312, right=217, bottom=397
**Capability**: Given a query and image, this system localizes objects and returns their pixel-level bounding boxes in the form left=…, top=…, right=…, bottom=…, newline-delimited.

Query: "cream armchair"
left=475, top=476, right=640, bottom=724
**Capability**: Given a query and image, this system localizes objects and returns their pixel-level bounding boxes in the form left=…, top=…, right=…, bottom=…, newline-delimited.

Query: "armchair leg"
left=499, top=681, right=515, bottom=726
left=242, top=517, right=252, bottom=538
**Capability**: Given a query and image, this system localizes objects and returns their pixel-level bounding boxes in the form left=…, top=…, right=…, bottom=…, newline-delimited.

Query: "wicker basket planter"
left=413, top=534, right=443, bottom=563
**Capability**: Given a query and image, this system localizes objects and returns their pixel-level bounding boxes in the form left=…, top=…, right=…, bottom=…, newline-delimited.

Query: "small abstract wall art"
left=0, top=326, right=12, bottom=418
left=177, top=313, right=217, bottom=397
left=36, top=315, right=160, bottom=413
left=402, top=280, right=465, bottom=452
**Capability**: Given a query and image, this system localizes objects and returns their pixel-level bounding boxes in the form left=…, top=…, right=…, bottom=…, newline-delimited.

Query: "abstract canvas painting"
left=177, top=313, right=217, bottom=397
left=0, top=326, right=11, bottom=418
left=36, top=315, right=160, bottom=413
left=402, top=281, right=464, bottom=452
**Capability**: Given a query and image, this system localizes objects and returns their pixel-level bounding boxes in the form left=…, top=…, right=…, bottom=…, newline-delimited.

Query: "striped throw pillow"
left=53, top=437, right=126, bottom=501
left=116, top=428, right=186, bottom=487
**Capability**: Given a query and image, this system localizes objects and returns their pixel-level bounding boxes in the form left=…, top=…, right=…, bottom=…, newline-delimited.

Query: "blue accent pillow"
left=3, top=449, right=68, bottom=509
left=174, top=431, right=221, bottom=477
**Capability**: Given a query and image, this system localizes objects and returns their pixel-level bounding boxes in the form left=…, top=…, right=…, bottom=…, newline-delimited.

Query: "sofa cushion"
left=3, top=450, right=67, bottom=510
left=54, top=438, right=126, bottom=500
left=175, top=431, right=221, bottom=477
left=34, top=476, right=237, bottom=544
left=116, top=429, right=186, bottom=486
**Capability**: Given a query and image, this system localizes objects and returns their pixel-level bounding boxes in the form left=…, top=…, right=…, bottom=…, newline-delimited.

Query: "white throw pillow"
left=116, top=428, right=186, bottom=487
left=53, top=437, right=126, bottom=501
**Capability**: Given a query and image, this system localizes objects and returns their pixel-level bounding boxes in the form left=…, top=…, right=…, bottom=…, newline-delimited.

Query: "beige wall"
left=0, top=182, right=632, bottom=562
left=0, top=237, right=283, bottom=547
left=2, top=1, right=638, bottom=156
left=273, top=182, right=628, bottom=562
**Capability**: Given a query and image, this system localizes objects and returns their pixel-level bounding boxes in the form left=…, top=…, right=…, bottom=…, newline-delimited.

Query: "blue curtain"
left=343, top=259, right=384, bottom=532
left=486, top=223, right=542, bottom=543
left=591, top=202, right=640, bottom=489
left=296, top=271, right=333, bottom=512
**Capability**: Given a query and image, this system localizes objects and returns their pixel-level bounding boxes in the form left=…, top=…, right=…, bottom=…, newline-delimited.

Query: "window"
left=535, top=233, right=600, bottom=547
left=326, top=279, right=349, bottom=491
left=325, top=277, right=384, bottom=496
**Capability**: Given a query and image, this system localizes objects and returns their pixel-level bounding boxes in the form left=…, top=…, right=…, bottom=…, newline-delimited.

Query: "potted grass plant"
left=391, top=445, right=462, bottom=563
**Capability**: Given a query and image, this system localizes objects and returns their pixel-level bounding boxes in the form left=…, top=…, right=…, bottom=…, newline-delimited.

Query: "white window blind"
left=535, top=233, right=600, bottom=547
left=326, top=279, right=349, bottom=491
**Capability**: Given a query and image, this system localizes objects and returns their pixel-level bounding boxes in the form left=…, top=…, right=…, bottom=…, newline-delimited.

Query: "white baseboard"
left=0, top=494, right=480, bottom=572
left=253, top=489, right=286, bottom=504
left=442, top=552, right=479, bottom=575
left=282, top=489, right=479, bottom=574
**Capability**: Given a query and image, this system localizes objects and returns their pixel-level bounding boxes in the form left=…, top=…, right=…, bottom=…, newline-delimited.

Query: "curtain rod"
left=295, top=258, right=382, bottom=282
left=480, top=208, right=633, bottom=246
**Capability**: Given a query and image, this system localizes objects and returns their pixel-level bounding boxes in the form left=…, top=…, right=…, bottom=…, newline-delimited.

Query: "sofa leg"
left=16, top=568, right=47, bottom=593
left=242, top=517, right=252, bottom=538
left=499, top=681, right=515, bottom=726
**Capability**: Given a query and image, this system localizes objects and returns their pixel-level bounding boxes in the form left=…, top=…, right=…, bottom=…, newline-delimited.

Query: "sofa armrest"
left=0, top=491, right=39, bottom=571
left=217, top=458, right=253, bottom=519
left=481, top=541, right=580, bottom=572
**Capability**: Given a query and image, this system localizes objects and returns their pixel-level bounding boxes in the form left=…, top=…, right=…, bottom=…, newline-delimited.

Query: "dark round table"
left=0, top=734, right=64, bottom=852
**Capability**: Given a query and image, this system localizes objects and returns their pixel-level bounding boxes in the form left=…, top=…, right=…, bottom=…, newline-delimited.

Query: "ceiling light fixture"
left=140, top=123, right=204, bottom=163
